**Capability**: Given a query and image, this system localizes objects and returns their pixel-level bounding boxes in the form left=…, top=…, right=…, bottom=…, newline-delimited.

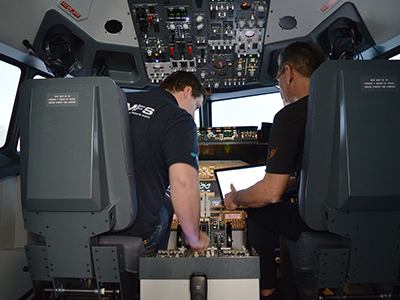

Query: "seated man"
left=224, top=42, right=326, bottom=300
left=115, top=71, right=209, bottom=253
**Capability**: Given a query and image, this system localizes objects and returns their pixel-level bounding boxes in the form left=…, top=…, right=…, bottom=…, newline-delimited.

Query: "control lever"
left=190, top=273, right=207, bottom=300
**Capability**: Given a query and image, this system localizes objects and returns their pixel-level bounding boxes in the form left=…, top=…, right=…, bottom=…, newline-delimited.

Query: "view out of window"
left=211, top=92, right=283, bottom=128
left=0, top=60, right=21, bottom=147
left=389, top=53, right=400, bottom=60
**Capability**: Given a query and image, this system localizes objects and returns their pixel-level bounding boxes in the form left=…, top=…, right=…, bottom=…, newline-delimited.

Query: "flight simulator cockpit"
left=6, top=0, right=400, bottom=299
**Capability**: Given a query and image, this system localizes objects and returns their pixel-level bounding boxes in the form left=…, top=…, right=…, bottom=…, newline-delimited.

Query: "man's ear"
left=184, top=86, right=193, bottom=99
left=285, top=65, right=293, bottom=85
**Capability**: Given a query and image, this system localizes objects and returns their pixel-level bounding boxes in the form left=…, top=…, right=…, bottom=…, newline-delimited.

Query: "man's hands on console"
left=186, top=231, right=209, bottom=252
left=223, top=183, right=239, bottom=211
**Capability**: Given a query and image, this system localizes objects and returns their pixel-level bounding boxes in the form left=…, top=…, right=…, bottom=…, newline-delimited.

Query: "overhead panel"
left=128, top=0, right=270, bottom=91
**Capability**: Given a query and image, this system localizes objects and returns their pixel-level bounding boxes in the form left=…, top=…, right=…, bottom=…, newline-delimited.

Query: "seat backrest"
left=297, top=60, right=400, bottom=285
left=19, top=77, right=137, bottom=278
left=299, top=60, right=400, bottom=229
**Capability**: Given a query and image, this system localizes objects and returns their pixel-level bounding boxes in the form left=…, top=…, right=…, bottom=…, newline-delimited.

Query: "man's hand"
left=223, top=184, right=239, bottom=210
left=186, top=231, right=209, bottom=252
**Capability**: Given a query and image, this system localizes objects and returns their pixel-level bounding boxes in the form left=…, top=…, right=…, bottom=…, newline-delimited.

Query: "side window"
left=0, top=60, right=21, bottom=148
left=389, top=53, right=400, bottom=60
left=211, top=93, right=283, bottom=128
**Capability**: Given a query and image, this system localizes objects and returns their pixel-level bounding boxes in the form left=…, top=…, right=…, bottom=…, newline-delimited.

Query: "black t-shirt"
left=266, top=96, right=308, bottom=182
left=119, top=87, right=199, bottom=239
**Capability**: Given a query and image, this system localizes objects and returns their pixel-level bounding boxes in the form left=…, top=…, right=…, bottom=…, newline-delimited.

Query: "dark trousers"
left=143, top=195, right=174, bottom=251
left=247, top=202, right=311, bottom=290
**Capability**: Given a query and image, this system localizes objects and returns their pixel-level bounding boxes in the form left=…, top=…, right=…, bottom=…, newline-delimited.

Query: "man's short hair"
left=277, top=41, right=326, bottom=78
left=160, top=71, right=207, bottom=103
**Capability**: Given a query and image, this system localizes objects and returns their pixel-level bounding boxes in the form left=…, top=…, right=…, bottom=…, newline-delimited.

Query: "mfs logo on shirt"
left=127, top=103, right=155, bottom=119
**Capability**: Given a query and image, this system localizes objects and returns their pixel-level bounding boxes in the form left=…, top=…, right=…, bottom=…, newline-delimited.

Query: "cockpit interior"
left=1, top=1, right=400, bottom=299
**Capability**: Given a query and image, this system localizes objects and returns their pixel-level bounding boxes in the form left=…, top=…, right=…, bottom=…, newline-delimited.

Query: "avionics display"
left=167, top=7, right=188, bottom=20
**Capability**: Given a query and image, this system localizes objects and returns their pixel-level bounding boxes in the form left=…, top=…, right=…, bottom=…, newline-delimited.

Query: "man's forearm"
left=172, top=187, right=201, bottom=245
left=169, top=163, right=202, bottom=245
left=227, top=173, right=291, bottom=209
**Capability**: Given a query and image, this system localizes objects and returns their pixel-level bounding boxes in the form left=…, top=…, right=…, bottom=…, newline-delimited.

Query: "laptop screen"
left=215, top=164, right=266, bottom=199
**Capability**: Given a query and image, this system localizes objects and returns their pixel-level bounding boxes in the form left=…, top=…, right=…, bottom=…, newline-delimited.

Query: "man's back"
left=123, top=87, right=199, bottom=239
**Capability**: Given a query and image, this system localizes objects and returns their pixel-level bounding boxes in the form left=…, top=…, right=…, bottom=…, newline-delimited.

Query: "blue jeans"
left=143, top=197, right=174, bottom=251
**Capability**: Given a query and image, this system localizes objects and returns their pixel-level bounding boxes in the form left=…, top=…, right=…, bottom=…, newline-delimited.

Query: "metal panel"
left=25, top=244, right=49, bottom=281
left=317, top=247, right=349, bottom=288
left=92, top=245, right=123, bottom=283
left=141, top=279, right=259, bottom=300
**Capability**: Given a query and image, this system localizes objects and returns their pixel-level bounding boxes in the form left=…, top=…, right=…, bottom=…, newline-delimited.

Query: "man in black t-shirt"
left=224, top=42, right=326, bottom=300
left=118, top=71, right=209, bottom=252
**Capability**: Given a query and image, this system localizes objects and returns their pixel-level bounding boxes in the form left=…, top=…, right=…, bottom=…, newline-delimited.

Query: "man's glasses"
left=274, top=68, right=285, bottom=89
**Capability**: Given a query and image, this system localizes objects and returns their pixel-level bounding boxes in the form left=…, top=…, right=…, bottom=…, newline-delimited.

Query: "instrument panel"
left=198, top=126, right=259, bottom=143
left=128, top=0, right=270, bottom=89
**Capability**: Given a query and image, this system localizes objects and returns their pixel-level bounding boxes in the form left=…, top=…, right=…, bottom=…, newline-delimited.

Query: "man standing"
left=224, top=42, right=326, bottom=299
left=118, top=71, right=209, bottom=252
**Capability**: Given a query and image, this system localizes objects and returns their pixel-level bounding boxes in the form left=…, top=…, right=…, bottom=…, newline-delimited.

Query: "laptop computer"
left=214, top=164, right=266, bottom=199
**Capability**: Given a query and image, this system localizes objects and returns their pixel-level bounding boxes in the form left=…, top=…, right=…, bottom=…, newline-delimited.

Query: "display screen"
left=167, top=7, right=188, bottom=20
left=215, top=165, right=266, bottom=198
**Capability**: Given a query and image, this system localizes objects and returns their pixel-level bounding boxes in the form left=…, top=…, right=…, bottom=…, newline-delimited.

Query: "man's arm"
left=224, top=172, right=290, bottom=210
left=169, top=162, right=209, bottom=251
